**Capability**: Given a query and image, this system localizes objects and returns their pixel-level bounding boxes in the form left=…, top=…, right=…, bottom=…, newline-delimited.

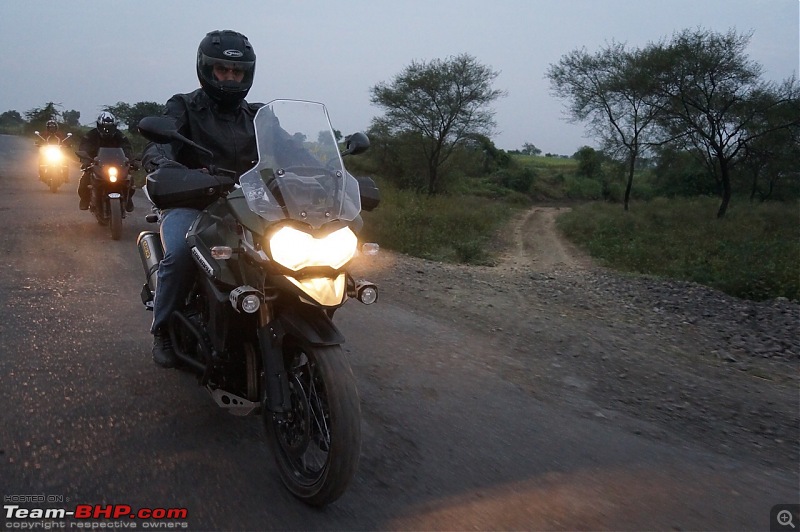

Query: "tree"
left=573, top=146, right=604, bottom=179
left=103, top=101, right=164, bottom=131
left=0, top=110, right=24, bottom=126
left=548, top=42, right=662, bottom=211
left=370, top=53, right=506, bottom=194
left=62, top=110, right=81, bottom=127
left=0, top=110, right=25, bottom=134
left=521, top=142, right=542, bottom=156
left=24, top=102, right=62, bottom=133
left=649, top=28, right=799, bottom=217
left=651, top=145, right=718, bottom=197
left=463, top=133, right=511, bottom=175
left=740, top=85, right=800, bottom=201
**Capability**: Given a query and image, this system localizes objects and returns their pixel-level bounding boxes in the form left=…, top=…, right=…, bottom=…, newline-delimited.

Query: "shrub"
left=557, top=198, right=800, bottom=300
left=360, top=178, right=519, bottom=265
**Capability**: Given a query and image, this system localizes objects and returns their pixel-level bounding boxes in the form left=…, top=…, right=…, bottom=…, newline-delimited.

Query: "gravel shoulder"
left=351, top=206, right=800, bottom=471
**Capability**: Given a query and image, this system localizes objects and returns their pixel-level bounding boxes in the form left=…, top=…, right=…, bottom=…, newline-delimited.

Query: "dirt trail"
left=353, top=204, right=799, bottom=471
left=498, top=206, right=592, bottom=273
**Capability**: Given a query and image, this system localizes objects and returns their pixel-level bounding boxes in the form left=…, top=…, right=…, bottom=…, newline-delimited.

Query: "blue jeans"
left=150, top=208, right=201, bottom=334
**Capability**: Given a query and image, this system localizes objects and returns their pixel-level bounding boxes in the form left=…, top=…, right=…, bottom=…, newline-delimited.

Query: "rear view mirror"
left=138, top=116, right=213, bottom=157
left=342, top=132, right=370, bottom=157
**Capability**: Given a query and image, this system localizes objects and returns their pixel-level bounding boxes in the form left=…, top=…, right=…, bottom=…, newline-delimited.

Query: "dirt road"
left=353, top=205, right=799, bottom=469
left=1, top=135, right=797, bottom=530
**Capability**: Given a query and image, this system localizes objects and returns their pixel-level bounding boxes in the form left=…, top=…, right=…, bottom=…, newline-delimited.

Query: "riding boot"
left=152, top=329, right=177, bottom=368
left=78, top=173, right=90, bottom=210
left=126, top=187, right=135, bottom=213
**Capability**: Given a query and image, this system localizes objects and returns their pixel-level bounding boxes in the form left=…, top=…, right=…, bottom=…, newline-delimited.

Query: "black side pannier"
left=146, top=167, right=235, bottom=210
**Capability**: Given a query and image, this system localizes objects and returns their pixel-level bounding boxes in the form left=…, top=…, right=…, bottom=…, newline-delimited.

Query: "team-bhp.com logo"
left=5, top=504, right=189, bottom=528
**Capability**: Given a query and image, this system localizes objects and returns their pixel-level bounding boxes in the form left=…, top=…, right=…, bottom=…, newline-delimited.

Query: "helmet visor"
left=98, top=123, right=116, bottom=137
left=199, top=53, right=254, bottom=86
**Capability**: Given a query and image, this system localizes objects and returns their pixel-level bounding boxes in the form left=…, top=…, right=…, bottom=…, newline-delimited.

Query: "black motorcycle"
left=34, top=131, right=72, bottom=193
left=75, top=147, right=135, bottom=240
left=136, top=99, right=380, bottom=506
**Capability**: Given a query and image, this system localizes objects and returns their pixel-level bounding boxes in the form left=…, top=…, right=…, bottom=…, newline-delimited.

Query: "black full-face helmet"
left=196, top=29, right=256, bottom=108
left=46, top=119, right=58, bottom=133
left=97, top=112, right=118, bottom=139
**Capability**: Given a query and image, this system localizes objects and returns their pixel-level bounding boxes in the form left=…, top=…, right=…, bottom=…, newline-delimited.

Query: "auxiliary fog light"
left=356, top=281, right=378, bottom=305
left=229, top=285, right=261, bottom=313
left=241, top=294, right=261, bottom=313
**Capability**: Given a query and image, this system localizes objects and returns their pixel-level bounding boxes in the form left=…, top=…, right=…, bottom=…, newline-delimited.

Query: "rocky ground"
left=351, top=206, right=800, bottom=471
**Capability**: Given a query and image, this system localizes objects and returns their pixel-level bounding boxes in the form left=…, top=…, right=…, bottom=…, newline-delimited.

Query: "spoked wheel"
left=264, top=342, right=361, bottom=507
left=110, top=200, right=122, bottom=240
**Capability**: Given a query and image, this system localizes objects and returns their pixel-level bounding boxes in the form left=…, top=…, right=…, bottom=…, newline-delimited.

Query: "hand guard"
left=145, top=156, right=186, bottom=173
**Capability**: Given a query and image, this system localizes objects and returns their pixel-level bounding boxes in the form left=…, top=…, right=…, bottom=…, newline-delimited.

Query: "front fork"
left=91, top=180, right=130, bottom=216
left=256, top=303, right=292, bottom=415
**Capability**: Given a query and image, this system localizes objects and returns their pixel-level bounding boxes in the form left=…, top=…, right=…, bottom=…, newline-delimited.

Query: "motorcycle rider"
left=43, top=120, right=65, bottom=144
left=77, top=112, right=135, bottom=212
left=141, top=29, right=261, bottom=368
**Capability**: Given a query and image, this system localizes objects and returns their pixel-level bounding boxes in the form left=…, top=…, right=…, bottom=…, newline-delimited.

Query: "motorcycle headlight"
left=107, top=166, right=118, bottom=182
left=43, top=146, right=62, bottom=163
left=287, top=273, right=347, bottom=307
left=268, top=226, right=357, bottom=271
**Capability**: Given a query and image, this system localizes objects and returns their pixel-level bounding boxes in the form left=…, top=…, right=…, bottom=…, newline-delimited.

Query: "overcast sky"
left=1, top=0, right=797, bottom=155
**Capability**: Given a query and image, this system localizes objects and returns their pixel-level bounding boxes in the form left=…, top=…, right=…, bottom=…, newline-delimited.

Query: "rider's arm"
left=77, top=132, right=96, bottom=166
left=141, top=96, right=186, bottom=172
left=118, top=131, right=134, bottom=160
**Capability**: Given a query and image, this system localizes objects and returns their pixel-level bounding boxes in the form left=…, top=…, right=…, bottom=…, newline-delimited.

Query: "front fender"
left=258, top=304, right=344, bottom=413
left=277, top=304, right=344, bottom=347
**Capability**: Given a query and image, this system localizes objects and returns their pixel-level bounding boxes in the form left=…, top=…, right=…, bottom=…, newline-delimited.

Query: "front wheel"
left=49, top=180, right=59, bottom=193
left=110, top=199, right=122, bottom=240
left=264, top=342, right=361, bottom=507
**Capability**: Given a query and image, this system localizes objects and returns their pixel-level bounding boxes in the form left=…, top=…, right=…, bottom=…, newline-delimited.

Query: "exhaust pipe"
left=137, top=231, right=163, bottom=304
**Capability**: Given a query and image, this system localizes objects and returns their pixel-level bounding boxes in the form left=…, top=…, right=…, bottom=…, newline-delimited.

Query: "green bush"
left=565, top=176, right=603, bottom=200
left=360, top=178, right=520, bottom=265
left=557, top=198, right=800, bottom=301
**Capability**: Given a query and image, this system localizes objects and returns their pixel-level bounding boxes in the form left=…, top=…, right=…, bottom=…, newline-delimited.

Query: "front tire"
left=110, top=199, right=122, bottom=240
left=264, top=342, right=361, bottom=507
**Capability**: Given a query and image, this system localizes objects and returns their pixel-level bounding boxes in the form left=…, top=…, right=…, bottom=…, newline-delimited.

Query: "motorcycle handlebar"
left=206, top=165, right=237, bottom=178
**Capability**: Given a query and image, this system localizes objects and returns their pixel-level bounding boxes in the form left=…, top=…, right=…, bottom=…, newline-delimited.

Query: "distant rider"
left=77, top=112, right=135, bottom=212
left=43, top=120, right=65, bottom=145
left=141, top=29, right=261, bottom=368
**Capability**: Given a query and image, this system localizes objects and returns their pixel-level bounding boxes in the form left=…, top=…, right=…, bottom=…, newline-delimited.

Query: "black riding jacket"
left=78, top=128, right=133, bottom=161
left=142, top=89, right=262, bottom=178
left=42, top=133, right=66, bottom=145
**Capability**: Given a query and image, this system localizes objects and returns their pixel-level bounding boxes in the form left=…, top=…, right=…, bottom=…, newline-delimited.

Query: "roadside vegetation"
left=556, top=198, right=799, bottom=302
left=1, top=28, right=797, bottom=302
left=353, top=152, right=799, bottom=302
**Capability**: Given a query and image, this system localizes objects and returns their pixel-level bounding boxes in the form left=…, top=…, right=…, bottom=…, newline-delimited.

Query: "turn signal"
left=211, top=246, right=233, bottom=260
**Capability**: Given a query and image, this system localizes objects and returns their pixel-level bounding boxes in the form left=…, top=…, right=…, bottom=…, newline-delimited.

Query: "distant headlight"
left=268, top=226, right=357, bottom=271
left=43, top=146, right=62, bottom=163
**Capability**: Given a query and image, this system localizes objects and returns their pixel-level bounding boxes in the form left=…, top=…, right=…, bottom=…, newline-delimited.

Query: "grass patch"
left=360, top=178, right=519, bottom=265
left=556, top=197, right=800, bottom=301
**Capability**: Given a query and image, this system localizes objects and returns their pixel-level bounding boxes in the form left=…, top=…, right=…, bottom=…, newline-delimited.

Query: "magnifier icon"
left=778, top=510, right=796, bottom=529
